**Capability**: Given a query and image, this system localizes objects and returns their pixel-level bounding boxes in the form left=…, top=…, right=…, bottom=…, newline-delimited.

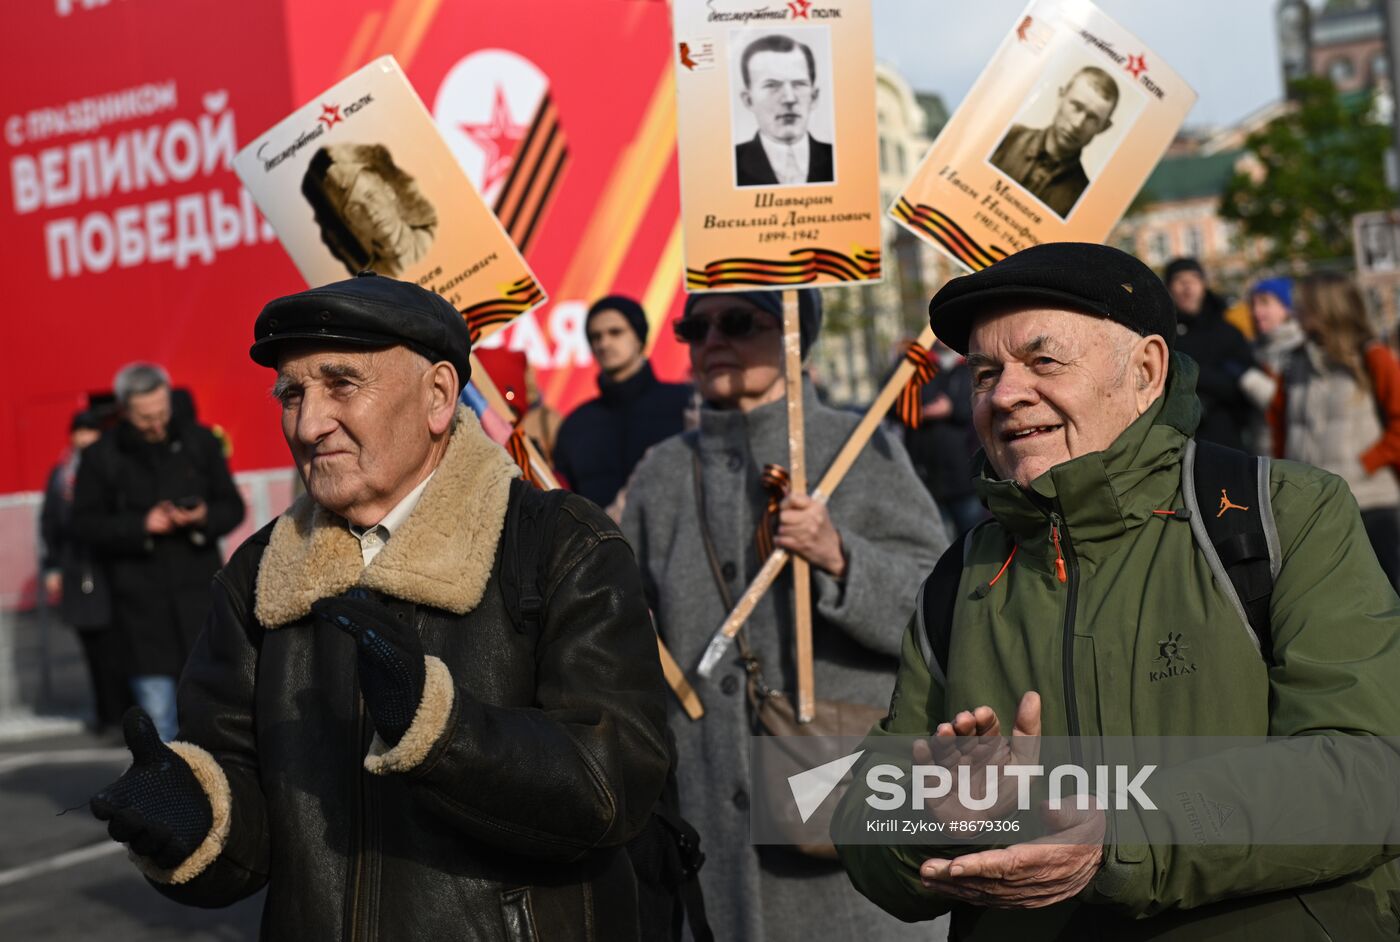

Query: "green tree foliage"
left=1220, top=76, right=1393, bottom=264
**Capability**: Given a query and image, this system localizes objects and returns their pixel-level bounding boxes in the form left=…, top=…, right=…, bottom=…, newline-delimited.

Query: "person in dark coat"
left=553, top=295, right=692, bottom=509
left=40, top=409, right=132, bottom=733
left=902, top=343, right=986, bottom=537
left=72, top=363, right=245, bottom=741
left=85, top=274, right=670, bottom=940
left=1164, top=257, right=1264, bottom=452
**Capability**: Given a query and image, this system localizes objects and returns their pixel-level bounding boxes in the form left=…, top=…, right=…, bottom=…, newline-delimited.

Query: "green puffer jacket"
left=836, top=357, right=1400, bottom=939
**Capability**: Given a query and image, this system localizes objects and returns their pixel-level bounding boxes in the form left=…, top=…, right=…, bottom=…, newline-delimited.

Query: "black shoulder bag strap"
left=689, top=447, right=773, bottom=698
left=499, top=478, right=568, bottom=636
left=1181, top=439, right=1280, bottom=664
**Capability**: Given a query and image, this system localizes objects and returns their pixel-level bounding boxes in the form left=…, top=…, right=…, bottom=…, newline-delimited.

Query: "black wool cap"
left=927, top=242, right=1176, bottom=355
left=251, top=271, right=472, bottom=388
left=1163, top=256, right=1205, bottom=285
left=70, top=409, right=102, bottom=432
left=587, top=294, right=650, bottom=345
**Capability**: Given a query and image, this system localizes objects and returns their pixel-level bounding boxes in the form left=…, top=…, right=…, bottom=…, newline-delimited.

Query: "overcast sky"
left=875, top=0, right=1284, bottom=129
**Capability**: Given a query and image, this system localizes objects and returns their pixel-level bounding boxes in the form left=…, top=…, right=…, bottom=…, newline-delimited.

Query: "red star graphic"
left=318, top=103, right=343, bottom=130
left=1126, top=54, right=1148, bottom=79
left=460, top=85, right=527, bottom=195
left=788, top=0, right=812, bottom=19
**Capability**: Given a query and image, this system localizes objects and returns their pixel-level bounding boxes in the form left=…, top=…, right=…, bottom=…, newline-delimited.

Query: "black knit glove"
left=90, top=707, right=212, bottom=869
left=314, top=589, right=425, bottom=747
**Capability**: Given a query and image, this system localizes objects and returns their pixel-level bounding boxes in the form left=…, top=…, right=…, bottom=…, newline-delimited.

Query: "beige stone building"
left=1110, top=105, right=1284, bottom=294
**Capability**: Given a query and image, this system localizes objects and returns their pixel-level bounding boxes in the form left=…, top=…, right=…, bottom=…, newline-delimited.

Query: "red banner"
left=4, top=0, right=689, bottom=497
left=4, top=0, right=299, bottom=494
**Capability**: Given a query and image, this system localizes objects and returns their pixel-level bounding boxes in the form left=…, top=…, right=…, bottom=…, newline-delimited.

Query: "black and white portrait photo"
left=302, top=143, right=438, bottom=277
left=988, top=54, right=1145, bottom=220
left=730, top=29, right=836, bottom=189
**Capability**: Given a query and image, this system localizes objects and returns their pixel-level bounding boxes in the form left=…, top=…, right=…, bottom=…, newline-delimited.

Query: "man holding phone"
left=74, top=363, right=245, bottom=741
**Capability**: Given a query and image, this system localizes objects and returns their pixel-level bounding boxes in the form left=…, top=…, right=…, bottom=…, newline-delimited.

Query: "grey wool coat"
left=621, top=383, right=950, bottom=942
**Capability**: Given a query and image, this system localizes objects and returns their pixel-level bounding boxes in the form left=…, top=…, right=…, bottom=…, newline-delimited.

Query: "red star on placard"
left=318, top=103, right=343, bottom=130
left=1126, top=54, right=1148, bottom=79
left=460, top=85, right=527, bottom=195
left=788, top=0, right=812, bottom=19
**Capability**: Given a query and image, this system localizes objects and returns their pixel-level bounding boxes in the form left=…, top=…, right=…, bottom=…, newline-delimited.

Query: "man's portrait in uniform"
left=302, top=143, right=438, bottom=277
left=732, top=32, right=835, bottom=188
left=989, top=65, right=1121, bottom=219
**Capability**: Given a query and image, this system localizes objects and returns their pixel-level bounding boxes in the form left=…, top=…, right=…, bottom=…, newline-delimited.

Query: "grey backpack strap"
left=1181, top=439, right=1280, bottom=664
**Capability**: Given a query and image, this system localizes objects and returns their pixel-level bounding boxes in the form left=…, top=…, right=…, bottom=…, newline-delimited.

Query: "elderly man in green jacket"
left=835, top=243, right=1400, bottom=939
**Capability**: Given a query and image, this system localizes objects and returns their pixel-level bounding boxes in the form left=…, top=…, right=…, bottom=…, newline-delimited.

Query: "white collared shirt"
left=348, top=472, right=435, bottom=567
left=758, top=132, right=810, bottom=185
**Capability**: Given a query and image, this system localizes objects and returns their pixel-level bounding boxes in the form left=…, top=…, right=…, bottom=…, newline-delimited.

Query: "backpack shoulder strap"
left=1181, top=439, right=1281, bottom=664
left=649, top=759, right=713, bottom=942
left=500, top=479, right=570, bottom=636
left=918, top=525, right=982, bottom=686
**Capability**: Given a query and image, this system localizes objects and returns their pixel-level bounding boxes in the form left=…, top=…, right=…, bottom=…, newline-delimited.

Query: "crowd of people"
left=34, top=245, right=1400, bottom=940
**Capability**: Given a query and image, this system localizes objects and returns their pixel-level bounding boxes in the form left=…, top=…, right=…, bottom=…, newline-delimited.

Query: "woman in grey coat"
left=622, top=289, right=950, bottom=941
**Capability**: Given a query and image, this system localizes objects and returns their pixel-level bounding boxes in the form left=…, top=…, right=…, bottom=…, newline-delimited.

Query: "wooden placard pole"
left=469, top=352, right=704, bottom=719
left=656, top=624, right=705, bottom=721
left=697, top=324, right=937, bottom=678
left=782, top=290, right=815, bottom=724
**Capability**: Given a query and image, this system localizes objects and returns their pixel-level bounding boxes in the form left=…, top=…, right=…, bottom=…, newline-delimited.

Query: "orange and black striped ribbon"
left=896, top=343, right=939, bottom=430
left=685, top=246, right=881, bottom=290
left=506, top=426, right=545, bottom=489
left=492, top=93, right=568, bottom=255
left=463, top=275, right=546, bottom=344
left=755, top=463, right=791, bottom=560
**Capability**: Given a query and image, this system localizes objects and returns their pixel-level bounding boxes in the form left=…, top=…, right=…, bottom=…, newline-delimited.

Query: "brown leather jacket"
left=143, top=411, right=671, bottom=940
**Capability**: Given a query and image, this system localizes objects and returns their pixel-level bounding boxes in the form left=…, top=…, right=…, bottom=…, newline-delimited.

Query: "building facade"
left=1308, top=0, right=1387, bottom=94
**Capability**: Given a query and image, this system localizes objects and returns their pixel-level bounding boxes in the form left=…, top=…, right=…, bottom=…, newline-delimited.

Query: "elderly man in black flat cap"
left=87, top=272, right=676, bottom=940
left=835, top=243, right=1400, bottom=940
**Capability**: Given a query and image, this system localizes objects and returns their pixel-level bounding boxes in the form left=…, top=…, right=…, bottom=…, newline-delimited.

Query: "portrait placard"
left=234, top=56, right=546, bottom=339
left=893, top=0, right=1196, bottom=270
left=1354, top=211, right=1400, bottom=277
left=671, top=0, right=882, bottom=291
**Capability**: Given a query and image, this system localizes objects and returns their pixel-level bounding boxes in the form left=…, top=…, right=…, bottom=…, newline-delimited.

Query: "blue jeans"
left=130, top=675, right=178, bottom=741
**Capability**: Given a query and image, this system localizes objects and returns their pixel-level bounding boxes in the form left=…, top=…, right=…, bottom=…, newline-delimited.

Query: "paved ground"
left=0, top=609, right=260, bottom=940
left=0, top=731, right=263, bottom=940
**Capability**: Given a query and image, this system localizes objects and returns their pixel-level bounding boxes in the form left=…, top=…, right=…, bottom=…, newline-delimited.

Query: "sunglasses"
left=673, top=308, right=773, bottom=346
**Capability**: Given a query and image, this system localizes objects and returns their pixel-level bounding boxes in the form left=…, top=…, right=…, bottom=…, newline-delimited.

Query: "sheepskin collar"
left=254, top=407, right=519, bottom=628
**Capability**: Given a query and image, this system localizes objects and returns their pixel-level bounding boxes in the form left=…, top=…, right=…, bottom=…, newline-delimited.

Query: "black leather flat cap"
left=251, top=271, right=471, bottom=387
left=927, top=242, right=1176, bottom=355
